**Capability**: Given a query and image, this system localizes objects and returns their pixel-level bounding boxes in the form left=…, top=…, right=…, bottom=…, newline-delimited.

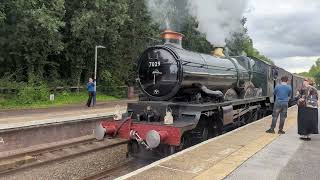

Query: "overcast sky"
left=245, top=0, right=320, bottom=73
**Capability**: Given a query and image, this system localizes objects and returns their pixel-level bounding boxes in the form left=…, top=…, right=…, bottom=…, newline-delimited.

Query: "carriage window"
left=272, top=68, right=278, bottom=80
left=249, top=58, right=255, bottom=67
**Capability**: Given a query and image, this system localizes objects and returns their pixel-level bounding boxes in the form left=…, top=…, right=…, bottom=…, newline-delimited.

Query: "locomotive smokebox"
left=211, top=47, right=225, bottom=57
left=161, top=30, right=184, bottom=48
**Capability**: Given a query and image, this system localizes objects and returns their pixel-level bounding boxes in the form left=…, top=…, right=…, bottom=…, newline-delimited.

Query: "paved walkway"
left=0, top=100, right=133, bottom=130
left=225, top=110, right=320, bottom=180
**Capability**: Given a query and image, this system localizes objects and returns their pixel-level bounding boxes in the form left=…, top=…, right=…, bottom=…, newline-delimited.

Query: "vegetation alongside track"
left=0, top=0, right=272, bottom=95
left=297, top=58, right=320, bottom=87
left=0, top=91, right=117, bottom=110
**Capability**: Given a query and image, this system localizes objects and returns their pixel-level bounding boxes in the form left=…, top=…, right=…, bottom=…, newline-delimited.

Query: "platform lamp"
left=93, top=45, right=106, bottom=106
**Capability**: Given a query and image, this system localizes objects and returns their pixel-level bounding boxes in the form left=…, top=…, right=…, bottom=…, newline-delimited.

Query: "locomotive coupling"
left=145, top=130, right=169, bottom=149
left=130, top=130, right=150, bottom=149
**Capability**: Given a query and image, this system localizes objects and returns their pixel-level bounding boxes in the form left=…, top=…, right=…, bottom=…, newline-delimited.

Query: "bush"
left=17, top=83, right=50, bottom=104
left=100, top=70, right=126, bottom=98
left=60, top=90, right=70, bottom=96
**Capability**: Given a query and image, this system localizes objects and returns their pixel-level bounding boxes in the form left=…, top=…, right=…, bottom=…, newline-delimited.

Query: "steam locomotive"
left=95, top=30, right=304, bottom=155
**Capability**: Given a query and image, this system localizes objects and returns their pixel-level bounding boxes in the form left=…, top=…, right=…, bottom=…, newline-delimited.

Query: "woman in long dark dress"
left=297, top=79, right=319, bottom=141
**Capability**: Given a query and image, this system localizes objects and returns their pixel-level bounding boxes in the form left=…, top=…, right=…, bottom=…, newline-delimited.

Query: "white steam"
left=189, top=0, right=248, bottom=46
left=146, top=0, right=249, bottom=46
left=146, top=0, right=176, bottom=30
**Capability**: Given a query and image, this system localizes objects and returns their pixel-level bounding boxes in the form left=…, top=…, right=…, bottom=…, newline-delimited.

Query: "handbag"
left=306, top=88, right=318, bottom=108
left=297, top=87, right=308, bottom=107
left=298, top=97, right=306, bottom=107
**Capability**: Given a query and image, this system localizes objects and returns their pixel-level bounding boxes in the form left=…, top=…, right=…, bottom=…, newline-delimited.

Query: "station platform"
left=118, top=105, right=320, bottom=180
left=0, top=100, right=132, bottom=130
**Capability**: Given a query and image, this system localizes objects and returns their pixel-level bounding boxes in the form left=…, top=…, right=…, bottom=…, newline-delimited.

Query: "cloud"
left=273, top=56, right=318, bottom=73
left=246, top=0, right=320, bottom=71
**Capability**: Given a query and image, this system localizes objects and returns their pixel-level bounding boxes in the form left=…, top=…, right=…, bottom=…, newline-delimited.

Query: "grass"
left=0, top=92, right=119, bottom=110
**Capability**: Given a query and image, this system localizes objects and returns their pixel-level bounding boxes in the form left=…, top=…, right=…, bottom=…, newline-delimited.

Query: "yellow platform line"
left=194, top=107, right=298, bottom=180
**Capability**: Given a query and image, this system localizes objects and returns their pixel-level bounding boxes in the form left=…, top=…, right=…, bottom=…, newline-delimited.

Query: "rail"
left=0, top=136, right=127, bottom=176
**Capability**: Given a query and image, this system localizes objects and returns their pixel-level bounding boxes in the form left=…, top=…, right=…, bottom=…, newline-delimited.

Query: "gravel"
left=1, top=144, right=128, bottom=180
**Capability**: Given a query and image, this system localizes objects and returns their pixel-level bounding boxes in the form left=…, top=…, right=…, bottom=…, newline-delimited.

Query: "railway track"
left=0, top=136, right=127, bottom=176
left=80, top=158, right=154, bottom=180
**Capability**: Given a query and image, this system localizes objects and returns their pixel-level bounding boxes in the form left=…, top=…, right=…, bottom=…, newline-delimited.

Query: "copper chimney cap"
left=161, top=30, right=184, bottom=48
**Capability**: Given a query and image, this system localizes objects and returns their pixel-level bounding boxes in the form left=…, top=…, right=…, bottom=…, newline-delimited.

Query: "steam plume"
left=146, top=0, right=249, bottom=46
left=189, top=0, right=248, bottom=46
left=147, top=0, right=175, bottom=30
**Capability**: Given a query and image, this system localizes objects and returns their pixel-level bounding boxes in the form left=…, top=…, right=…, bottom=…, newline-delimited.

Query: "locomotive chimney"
left=211, top=47, right=225, bottom=57
left=161, top=30, right=184, bottom=48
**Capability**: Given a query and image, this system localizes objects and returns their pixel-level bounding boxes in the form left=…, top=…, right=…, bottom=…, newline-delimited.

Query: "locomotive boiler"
left=138, top=30, right=253, bottom=102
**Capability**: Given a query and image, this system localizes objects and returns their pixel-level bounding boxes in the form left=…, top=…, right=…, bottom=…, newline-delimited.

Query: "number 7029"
left=149, top=61, right=161, bottom=67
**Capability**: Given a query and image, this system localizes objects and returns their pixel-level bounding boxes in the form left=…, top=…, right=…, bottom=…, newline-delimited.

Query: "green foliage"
left=0, top=91, right=117, bottom=109
left=301, top=58, right=320, bottom=87
left=226, top=17, right=273, bottom=64
left=181, top=17, right=213, bottom=54
left=314, top=72, right=320, bottom=87
left=99, top=70, right=126, bottom=98
left=0, top=72, right=26, bottom=89
left=17, top=82, right=50, bottom=104
left=0, top=0, right=272, bottom=98
left=100, top=70, right=120, bottom=87
left=0, top=7, right=4, bottom=24
left=308, top=59, right=320, bottom=77
left=296, top=72, right=311, bottom=77
left=0, top=0, right=65, bottom=81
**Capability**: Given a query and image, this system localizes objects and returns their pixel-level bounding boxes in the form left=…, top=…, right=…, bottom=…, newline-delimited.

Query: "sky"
left=245, top=0, right=320, bottom=73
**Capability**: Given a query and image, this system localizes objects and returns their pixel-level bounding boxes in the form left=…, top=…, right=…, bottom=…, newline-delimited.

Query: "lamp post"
left=93, top=45, right=105, bottom=106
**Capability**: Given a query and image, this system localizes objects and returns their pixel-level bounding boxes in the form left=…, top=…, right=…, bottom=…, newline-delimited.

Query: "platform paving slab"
left=117, top=106, right=298, bottom=180
left=225, top=110, right=320, bottom=180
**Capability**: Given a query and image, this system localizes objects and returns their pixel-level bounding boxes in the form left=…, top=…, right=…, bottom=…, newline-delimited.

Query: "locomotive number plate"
left=149, top=61, right=161, bottom=67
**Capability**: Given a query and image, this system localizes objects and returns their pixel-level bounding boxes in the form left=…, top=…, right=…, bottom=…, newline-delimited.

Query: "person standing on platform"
left=297, top=79, right=319, bottom=141
left=266, top=76, right=292, bottom=134
left=92, top=80, right=96, bottom=107
left=86, top=78, right=95, bottom=107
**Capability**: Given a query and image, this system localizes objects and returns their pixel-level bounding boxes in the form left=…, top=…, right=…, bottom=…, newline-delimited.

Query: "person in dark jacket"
left=86, top=78, right=95, bottom=107
left=266, top=76, right=292, bottom=134
left=297, top=79, right=319, bottom=141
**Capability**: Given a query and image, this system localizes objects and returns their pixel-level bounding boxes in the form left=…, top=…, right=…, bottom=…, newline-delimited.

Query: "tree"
left=0, top=0, right=65, bottom=82
left=307, top=58, right=320, bottom=86
left=0, top=5, right=4, bottom=24
left=226, top=17, right=274, bottom=64
left=63, top=0, right=130, bottom=85
left=308, top=58, right=320, bottom=77
left=151, top=0, right=213, bottom=54
left=0, top=0, right=274, bottom=93
left=114, top=0, right=158, bottom=86
left=316, top=58, right=320, bottom=66
left=314, top=71, right=320, bottom=87
left=181, top=17, right=213, bottom=54
left=225, top=17, right=248, bottom=56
